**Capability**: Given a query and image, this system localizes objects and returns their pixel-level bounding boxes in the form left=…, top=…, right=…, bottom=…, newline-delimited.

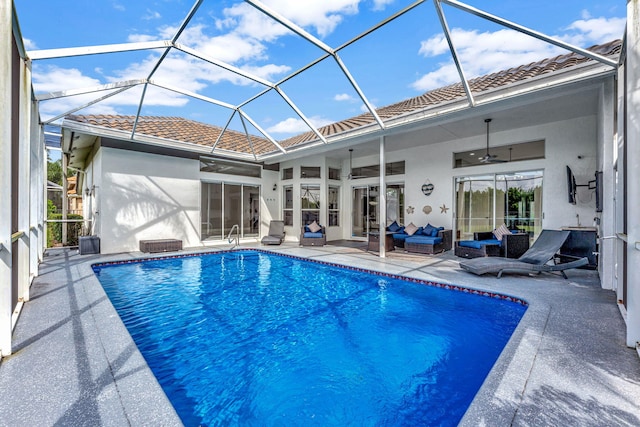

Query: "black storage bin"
left=79, top=236, right=100, bottom=255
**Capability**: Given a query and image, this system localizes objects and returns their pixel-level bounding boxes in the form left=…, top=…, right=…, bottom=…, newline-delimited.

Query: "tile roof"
left=64, top=115, right=279, bottom=157
left=64, top=40, right=621, bottom=158
left=279, top=39, right=621, bottom=148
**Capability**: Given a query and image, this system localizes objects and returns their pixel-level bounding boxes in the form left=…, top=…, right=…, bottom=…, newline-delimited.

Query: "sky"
left=15, top=0, right=625, bottom=140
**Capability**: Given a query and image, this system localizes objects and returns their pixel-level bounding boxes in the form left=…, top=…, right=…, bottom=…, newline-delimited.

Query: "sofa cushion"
left=493, top=223, right=510, bottom=241
left=392, top=233, right=410, bottom=241
left=308, top=221, right=322, bottom=233
left=404, top=222, right=419, bottom=236
left=405, top=235, right=443, bottom=245
left=458, top=239, right=501, bottom=249
left=303, top=232, right=324, bottom=238
left=387, top=221, right=401, bottom=233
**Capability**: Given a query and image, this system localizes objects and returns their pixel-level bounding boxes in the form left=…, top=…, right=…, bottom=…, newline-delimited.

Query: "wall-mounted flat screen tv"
left=566, top=166, right=577, bottom=205
left=595, top=171, right=603, bottom=212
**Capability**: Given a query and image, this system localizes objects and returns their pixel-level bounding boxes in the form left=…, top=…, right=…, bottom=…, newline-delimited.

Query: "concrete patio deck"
left=1, top=242, right=639, bottom=426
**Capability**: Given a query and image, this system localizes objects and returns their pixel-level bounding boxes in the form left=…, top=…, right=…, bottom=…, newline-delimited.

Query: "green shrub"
left=48, top=213, right=83, bottom=247
left=47, top=199, right=57, bottom=216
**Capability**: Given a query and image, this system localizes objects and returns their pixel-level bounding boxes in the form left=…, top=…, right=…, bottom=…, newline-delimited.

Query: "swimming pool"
left=93, top=250, right=526, bottom=426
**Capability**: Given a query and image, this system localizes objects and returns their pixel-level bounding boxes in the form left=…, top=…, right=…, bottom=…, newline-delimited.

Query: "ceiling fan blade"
left=480, top=154, right=506, bottom=163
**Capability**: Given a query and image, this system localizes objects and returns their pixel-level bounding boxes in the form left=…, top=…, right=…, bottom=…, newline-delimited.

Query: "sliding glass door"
left=455, top=171, right=542, bottom=241
left=201, top=182, right=260, bottom=240
left=351, top=184, right=404, bottom=238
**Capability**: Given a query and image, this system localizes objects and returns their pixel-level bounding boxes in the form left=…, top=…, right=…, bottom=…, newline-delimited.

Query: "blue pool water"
left=93, top=250, right=526, bottom=426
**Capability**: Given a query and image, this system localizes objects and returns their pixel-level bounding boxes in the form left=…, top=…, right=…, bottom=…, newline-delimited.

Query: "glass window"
left=200, top=157, right=261, bottom=177
left=200, top=182, right=260, bottom=240
left=282, top=167, right=293, bottom=180
left=328, top=167, right=341, bottom=180
left=201, top=182, right=222, bottom=239
left=454, top=170, right=543, bottom=241
left=243, top=185, right=260, bottom=237
left=386, top=161, right=405, bottom=175
left=386, top=184, right=404, bottom=226
left=328, top=186, right=340, bottom=226
left=301, top=184, right=320, bottom=225
left=301, top=166, right=321, bottom=179
left=350, top=161, right=405, bottom=179
left=453, top=140, right=545, bottom=168
left=283, top=185, right=293, bottom=226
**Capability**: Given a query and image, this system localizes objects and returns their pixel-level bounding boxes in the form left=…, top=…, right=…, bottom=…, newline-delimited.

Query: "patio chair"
left=459, top=229, right=588, bottom=279
left=300, top=222, right=326, bottom=246
left=261, top=220, right=285, bottom=245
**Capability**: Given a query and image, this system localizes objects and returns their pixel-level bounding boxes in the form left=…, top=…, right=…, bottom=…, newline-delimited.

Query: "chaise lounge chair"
left=459, top=229, right=589, bottom=278
left=261, top=220, right=285, bottom=245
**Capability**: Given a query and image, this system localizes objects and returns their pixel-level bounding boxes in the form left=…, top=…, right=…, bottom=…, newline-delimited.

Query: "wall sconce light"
left=273, top=184, right=277, bottom=191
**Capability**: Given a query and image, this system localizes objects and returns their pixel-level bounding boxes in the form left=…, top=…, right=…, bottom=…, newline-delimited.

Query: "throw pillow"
left=423, top=223, right=437, bottom=237
left=387, top=221, right=401, bottom=233
left=493, top=223, right=510, bottom=241
left=308, top=221, right=322, bottom=233
left=405, top=222, right=419, bottom=236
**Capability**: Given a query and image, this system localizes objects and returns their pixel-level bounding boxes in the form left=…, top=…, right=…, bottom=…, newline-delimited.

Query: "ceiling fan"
left=479, top=118, right=507, bottom=164
left=346, top=148, right=367, bottom=179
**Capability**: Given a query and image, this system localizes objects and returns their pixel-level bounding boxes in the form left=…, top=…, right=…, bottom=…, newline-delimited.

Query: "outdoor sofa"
left=455, top=229, right=530, bottom=259
left=387, top=221, right=452, bottom=254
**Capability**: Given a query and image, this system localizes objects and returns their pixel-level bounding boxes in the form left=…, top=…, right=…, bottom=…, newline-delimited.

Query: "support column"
left=0, top=0, right=13, bottom=357
left=62, top=152, right=68, bottom=245
left=625, top=0, right=640, bottom=349
left=29, top=103, right=42, bottom=277
left=17, top=56, right=31, bottom=303
left=599, top=79, right=616, bottom=291
left=378, top=136, right=386, bottom=257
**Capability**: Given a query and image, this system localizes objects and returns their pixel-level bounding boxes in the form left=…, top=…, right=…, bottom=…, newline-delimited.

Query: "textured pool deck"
left=1, top=242, right=639, bottom=426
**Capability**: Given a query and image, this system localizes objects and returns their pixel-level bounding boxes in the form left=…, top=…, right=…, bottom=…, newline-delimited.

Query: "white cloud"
left=214, top=1, right=364, bottom=41
left=254, top=0, right=361, bottom=38
left=267, top=115, right=333, bottom=134
left=372, top=0, right=394, bottom=12
left=127, top=34, right=159, bottom=43
left=31, top=64, right=188, bottom=120
left=143, top=9, right=161, bottom=20
left=241, top=63, right=292, bottom=82
left=412, top=14, right=625, bottom=92
left=32, top=66, right=103, bottom=93
left=334, top=93, right=355, bottom=102
left=22, top=38, right=37, bottom=50
left=564, top=16, right=625, bottom=46
left=360, top=102, right=374, bottom=113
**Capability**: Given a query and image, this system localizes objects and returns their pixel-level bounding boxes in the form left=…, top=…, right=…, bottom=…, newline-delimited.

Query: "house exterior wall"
left=93, top=147, right=280, bottom=254
left=335, top=115, right=598, bottom=239
left=98, top=147, right=201, bottom=254
left=271, top=113, right=600, bottom=247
